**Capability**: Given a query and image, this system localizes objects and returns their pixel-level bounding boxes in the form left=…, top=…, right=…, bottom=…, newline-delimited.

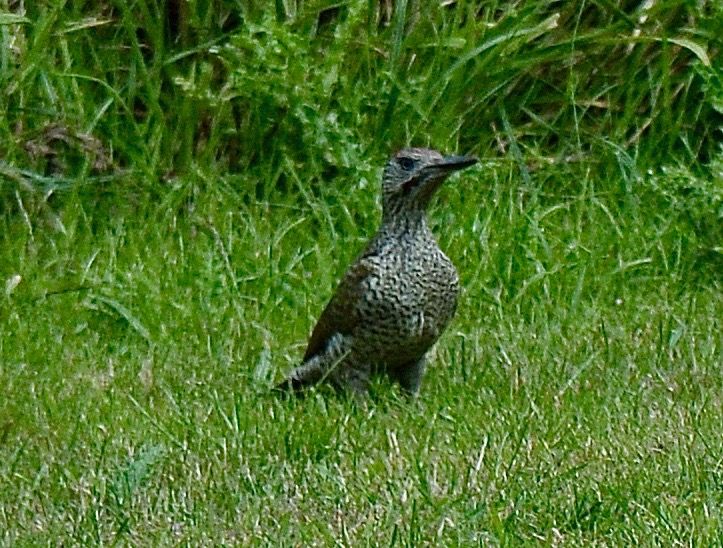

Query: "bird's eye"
left=398, top=157, right=415, bottom=171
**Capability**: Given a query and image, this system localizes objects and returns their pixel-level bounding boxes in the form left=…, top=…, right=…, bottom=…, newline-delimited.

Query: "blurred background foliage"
left=1, top=1, right=719, bottom=178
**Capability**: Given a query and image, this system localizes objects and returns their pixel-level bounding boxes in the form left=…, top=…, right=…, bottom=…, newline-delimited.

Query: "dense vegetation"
left=1, top=1, right=721, bottom=544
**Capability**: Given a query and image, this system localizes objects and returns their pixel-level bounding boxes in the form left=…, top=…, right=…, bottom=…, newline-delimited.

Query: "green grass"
left=1, top=1, right=722, bottom=545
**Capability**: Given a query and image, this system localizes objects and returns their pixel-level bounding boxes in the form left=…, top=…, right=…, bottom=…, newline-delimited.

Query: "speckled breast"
left=356, top=244, right=459, bottom=366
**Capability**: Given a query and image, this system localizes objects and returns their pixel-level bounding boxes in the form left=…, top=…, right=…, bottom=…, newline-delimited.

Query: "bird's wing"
left=302, top=255, right=378, bottom=362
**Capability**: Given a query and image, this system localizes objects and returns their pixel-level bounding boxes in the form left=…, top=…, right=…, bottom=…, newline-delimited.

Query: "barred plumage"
left=277, top=148, right=477, bottom=396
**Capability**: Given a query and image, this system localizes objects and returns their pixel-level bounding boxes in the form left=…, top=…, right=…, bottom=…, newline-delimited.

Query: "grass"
left=1, top=0, right=722, bottom=545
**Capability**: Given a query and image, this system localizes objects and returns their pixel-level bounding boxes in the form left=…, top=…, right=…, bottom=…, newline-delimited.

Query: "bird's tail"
left=273, top=376, right=309, bottom=393
left=274, top=334, right=351, bottom=395
left=273, top=360, right=325, bottom=394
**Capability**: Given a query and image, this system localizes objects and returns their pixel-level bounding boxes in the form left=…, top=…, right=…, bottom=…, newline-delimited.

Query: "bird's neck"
left=378, top=209, right=430, bottom=240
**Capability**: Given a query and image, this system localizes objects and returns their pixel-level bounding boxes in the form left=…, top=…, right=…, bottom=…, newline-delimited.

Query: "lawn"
left=1, top=1, right=721, bottom=545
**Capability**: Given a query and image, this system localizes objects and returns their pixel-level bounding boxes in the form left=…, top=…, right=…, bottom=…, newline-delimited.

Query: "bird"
left=277, top=147, right=477, bottom=397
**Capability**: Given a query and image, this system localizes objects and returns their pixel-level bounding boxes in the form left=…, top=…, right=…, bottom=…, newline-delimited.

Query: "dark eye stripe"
left=398, top=157, right=415, bottom=171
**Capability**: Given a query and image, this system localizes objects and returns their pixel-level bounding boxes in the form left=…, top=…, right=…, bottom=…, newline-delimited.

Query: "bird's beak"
left=411, top=154, right=477, bottom=204
left=437, top=155, right=478, bottom=171
left=424, top=154, right=478, bottom=176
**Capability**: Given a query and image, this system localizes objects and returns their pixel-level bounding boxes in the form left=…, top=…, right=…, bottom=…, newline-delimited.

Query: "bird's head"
left=381, top=147, right=477, bottom=220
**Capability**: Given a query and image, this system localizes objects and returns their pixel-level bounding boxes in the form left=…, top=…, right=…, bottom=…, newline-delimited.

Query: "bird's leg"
left=337, top=362, right=372, bottom=397
left=391, top=356, right=427, bottom=395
